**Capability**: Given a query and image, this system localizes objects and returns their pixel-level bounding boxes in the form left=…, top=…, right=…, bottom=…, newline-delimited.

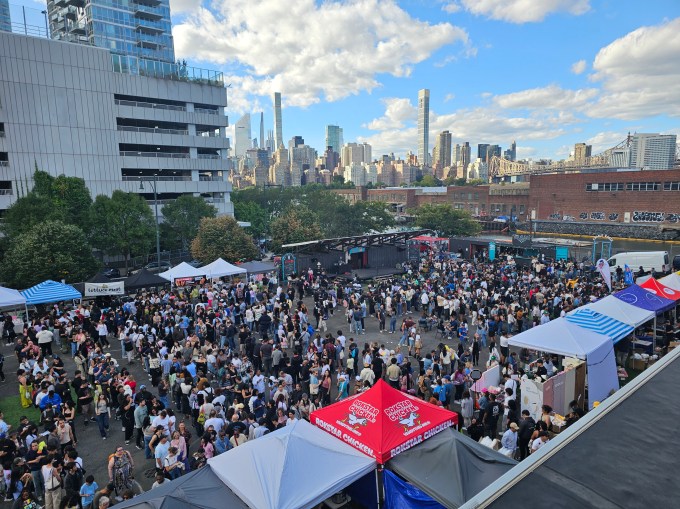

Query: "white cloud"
left=571, top=59, right=587, bottom=75
left=460, top=0, right=590, bottom=23
left=173, top=0, right=469, bottom=108
left=364, top=98, right=417, bottom=131
left=169, top=0, right=202, bottom=14
left=588, top=17, right=680, bottom=119
left=444, top=93, right=456, bottom=102
left=586, top=131, right=627, bottom=153
left=516, top=146, right=537, bottom=159
left=493, top=84, right=598, bottom=111
left=442, top=2, right=461, bottom=14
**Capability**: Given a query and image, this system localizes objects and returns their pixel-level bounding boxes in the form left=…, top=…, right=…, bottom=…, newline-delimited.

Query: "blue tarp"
left=383, top=470, right=444, bottom=509
left=21, top=280, right=82, bottom=305
left=565, top=308, right=633, bottom=344
left=614, top=284, right=675, bottom=313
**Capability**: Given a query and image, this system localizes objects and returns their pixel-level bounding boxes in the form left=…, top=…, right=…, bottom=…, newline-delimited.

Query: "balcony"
left=69, top=20, right=87, bottom=34
left=134, top=0, right=161, bottom=6
left=119, top=151, right=189, bottom=158
left=197, top=154, right=221, bottom=160
left=123, top=175, right=191, bottom=182
left=136, top=19, right=164, bottom=34
left=64, top=0, right=85, bottom=7
left=194, top=107, right=220, bottom=115
left=136, top=39, right=162, bottom=50
left=117, top=125, right=188, bottom=135
left=111, top=54, right=224, bottom=87
left=133, top=4, right=163, bottom=20
left=115, top=98, right=186, bottom=112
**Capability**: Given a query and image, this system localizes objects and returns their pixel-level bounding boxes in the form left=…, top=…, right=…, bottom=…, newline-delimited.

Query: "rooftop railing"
left=112, top=54, right=224, bottom=87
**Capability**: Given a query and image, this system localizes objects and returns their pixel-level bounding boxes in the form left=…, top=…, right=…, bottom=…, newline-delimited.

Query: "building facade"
left=325, top=124, right=343, bottom=154
left=417, top=88, right=430, bottom=166
left=233, top=113, right=251, bottom=158
left=273, top=92, right=283, bottom=150
left=0, top=0, right=10, bottom=32
left=0, top=31, right=232, bottom=215
left=629, top=133, right=676, bottom=170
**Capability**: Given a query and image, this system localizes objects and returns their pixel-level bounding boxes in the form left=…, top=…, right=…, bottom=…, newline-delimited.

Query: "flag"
left=596, top=258, right=612, bottom=291
left=624, top=264, right=634, bottom=286
left=567, top=278, right=578, bottom=289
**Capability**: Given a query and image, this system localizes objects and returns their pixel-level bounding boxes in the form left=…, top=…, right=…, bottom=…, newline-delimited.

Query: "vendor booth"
left=386, top=428, right=516, bottom=509
left=659, top=272, right=680, bottom=291
left=508, top=318, right=619, bottom=410
left=74, top=273, right=125, bottom=297
left=639, top=277, right=680, bottom=301
left=614, top=284, right=675, bottom=312
left=576, top=295, right=654, bottom=327
left=208, top=419, right=376, bottom=509
left=158, top=262, right=206, bottom=285
left=21, top=280, right=82, bottom=305
left=311, top=379, right=457, bottom=464
left=0, top=285, right=26, bottom=309
left=200, top=258, right=247, bottom=279
left=123, top=268, right=170, bottom=291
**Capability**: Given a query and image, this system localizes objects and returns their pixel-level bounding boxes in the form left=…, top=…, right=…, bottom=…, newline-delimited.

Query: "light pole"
left=41, top=10, right=49, bottom=38
left=139, top=175, right=162, bottom=270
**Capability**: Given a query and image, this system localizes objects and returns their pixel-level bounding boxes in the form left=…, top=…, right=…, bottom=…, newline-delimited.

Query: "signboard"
left=512, top=234, right=532, bottom=248
left=488, top=241, right=496, bottom=261
left=281, top=253, right=296, bottom=280
left=84, top=281, right=124, bottom=297
left=173, top=276, right=204, bottom=287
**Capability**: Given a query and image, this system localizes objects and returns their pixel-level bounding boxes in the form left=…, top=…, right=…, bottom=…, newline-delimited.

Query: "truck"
left=607, top=251, right=670, bottom=275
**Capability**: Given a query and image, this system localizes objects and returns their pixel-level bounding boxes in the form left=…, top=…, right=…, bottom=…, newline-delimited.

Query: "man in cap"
left=501, top=422, right=519, bottom=457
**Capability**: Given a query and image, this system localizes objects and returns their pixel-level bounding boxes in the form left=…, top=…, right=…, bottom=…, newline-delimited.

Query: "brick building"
left=528, top=168, right=680, bottom=224
left=330, top=186, right=368, bottom=205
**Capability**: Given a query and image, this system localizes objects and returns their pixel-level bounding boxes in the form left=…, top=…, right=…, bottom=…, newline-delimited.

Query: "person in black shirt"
left=483, top=393, right=502, bottom=439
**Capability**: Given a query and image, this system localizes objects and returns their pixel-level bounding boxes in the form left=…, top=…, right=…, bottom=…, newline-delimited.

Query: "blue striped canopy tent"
left=565, top=308, right=633, bottom=344
left=21, top=280, right=82, bottom=305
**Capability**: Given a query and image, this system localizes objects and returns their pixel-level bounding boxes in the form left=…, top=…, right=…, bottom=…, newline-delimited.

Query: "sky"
left=13, top=0, right=680, bottom=160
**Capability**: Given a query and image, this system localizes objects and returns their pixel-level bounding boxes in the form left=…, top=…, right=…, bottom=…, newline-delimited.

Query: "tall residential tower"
left=233, top=114, right=252, bottom=158
left=417, top=89, right=430, bottom=166
left=325, top=125, right=343, bottom=154
left=273, top=92, right=283, bottom=150
left=0, top=0, right=10, bottom=32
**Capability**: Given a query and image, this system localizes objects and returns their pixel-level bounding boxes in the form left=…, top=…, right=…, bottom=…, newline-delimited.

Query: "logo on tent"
left=398, top=411, right=421, bottom=431
left=664, top=288, right=676, bottom=296
left=344, top=412, right=368, bottom=429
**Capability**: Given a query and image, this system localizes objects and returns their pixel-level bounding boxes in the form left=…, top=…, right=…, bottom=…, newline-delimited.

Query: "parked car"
left=187, top=259, right=203, bottom=268
left=131, top=261, right=172, bottom=275
left=101, top=267, right=121, bottom=278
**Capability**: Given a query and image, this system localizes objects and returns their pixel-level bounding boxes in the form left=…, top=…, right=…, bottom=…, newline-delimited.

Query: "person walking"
left=95, top=394, right=110, bottom=440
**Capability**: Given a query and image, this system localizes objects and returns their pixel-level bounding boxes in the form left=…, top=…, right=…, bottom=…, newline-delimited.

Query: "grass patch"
left=0, top=394, right=40, bottom=430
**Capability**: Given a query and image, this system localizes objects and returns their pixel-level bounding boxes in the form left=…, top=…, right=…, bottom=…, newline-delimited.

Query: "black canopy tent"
left=123, top=268, right=171, bottom=291
left=238, top=260, right=277, bottom=275
left=113, top=466, right=249, bottom=509
left=387, top=427, right=516, bottom=509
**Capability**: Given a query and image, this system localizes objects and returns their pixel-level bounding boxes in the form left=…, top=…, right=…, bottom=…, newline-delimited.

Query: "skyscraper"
left=503, top=141, right=517, bottom=161
left=273, top=92, right=283, bottom=150
left=46, top=0, right=174, bottom=63
left=234, top=113, right=252, bottom=158
left=259, top=112, right=264, bottom=151
left=573, top=142, right=592, bottom=165
left=417, top=89, right=430, bottom=166
left=325, top=125, right=343, bottom=154
left=629, top=133, right=676, bottom=170
left=0, top=0, right=10, bottom=32
left=461, top=142, right=471, bottom=174
left=434, top=131, right=452, bottom=170
left=477, top=144, right=490, bottom=161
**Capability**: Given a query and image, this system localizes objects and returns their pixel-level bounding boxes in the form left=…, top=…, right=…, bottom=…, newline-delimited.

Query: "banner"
left=84, top=281, right=124, bottom=297
left=596, top=258, right=612, bottom=291
left=624, top=264, right=634, bottom=286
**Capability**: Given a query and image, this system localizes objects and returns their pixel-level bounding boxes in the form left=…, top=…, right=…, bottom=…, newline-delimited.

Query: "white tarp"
left=84, top=281, right=124, bottom=297
left=659, top=272, right=680, bottom=292
left=575, top=295, right=655, bottom=327
left=208, top=419, right=376, bottom=509
left=0, top=286, right=26, bottom=309
left=201, top=258, right=247, bottom=279
left=158, top=262, right=206, bottom=282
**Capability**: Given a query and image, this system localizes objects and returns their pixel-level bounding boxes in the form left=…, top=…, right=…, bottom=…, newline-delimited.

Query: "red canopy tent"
left=311, top=379, right=457, bottom=464
left=639, top=278, right=680, bottom=301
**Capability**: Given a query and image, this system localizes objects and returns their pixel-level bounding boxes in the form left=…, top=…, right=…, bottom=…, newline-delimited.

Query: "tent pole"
left=375, top=467, right=381, bottom=509
left=653, top=315, right=657, bottom=352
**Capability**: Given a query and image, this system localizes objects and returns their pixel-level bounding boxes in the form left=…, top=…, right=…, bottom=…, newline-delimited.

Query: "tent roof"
left=311, top=379, right=457, bottom=464
left=613, top=284, right=675, bottom=312
left=208, top=419, right=376, bottom=509
left=461, top=343, right=680, bottom=509
left=114, top=464, right=248, bottom=509
left=201, top=258, right=247, bottom=278
left=410, top=236, right=449, bottom=242
left=0, top=286, right=26, bottom=309
left=507, top=318, right=611, bottom=360
left=659, top=272, right=680, bottom=291
left=158, top=262, right=206, bottom=281
left=124, top=269, right=170, bottom=291
left=388, top=427, right=516, bottom=509
left=575, top=295, right=654, bottom=327
left=21, top=280, right=82, bottom=305
left=639, top=277, right=680, bottom=301
left=237, top=260, right=277, bottom=274
left=565, top=308, right=633, bottom=344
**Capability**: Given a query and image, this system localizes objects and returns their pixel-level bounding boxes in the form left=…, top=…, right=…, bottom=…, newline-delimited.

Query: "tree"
left=270, top=206, right=323, bottom=253
left=90, top=191, right=156, bottom=270
left=414, top=203, right=482, bottom=237
left=413, top=175, right=442, bottom=187
left=234, top=201, right=269, bottom=239
left=161, top=195, right=217, bottom=250
left=1, top=220, right=98, bottom=287
left=191, top=215, right=258, bottom=263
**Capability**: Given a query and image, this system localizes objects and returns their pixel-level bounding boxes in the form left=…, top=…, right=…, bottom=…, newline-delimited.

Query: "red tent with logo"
left=640, top=277, right=680, bottom=301
left=311, top=379, right=457, bottom=464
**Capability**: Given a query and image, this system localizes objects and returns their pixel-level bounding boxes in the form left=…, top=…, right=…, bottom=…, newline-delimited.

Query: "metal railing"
left=199, top=175, right=222, bottom=181
left=117, top=125, right=189, bottom=135
left=111, top=54, right=224, bottom=87
left=122, top=175, right=191, bottom=182
left=0, top=189, right=13, bottom=195
left=115, top=98, right=186, bottom=112
left=197, top=154, right=221, bottom=159
left=194, top=107, right=220, bottom=115
left=119, top=151, right=189, bottom=158
left=0, top=161, right=9, bottom=167
left=196, top=131, right=221, bottom=137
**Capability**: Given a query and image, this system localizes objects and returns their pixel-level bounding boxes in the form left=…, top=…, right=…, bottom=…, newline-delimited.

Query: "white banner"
left=85, top=281, right=124, bottom=297
left=596, top=258, right=612, bottom=292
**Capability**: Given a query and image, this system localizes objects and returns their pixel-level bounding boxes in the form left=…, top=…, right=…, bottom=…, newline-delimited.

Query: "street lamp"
left=139, top=175, right=162, bottom=271
left=41, top=10, right=49, bottom=38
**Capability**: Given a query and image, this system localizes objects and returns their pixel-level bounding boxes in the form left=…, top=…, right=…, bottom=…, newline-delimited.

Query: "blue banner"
left=383, top=470, right=445, bottom=509
left=488, top=241, right=496, bottom=261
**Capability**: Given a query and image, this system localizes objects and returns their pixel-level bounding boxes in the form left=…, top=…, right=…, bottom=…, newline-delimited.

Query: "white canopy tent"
left=158, top=262, right=206, bottom=282
left=574, top=295, right=655, bottom=328
left=200, top=258, right=247, bottom=279
left=0, top=286, right=26, bottom=309
left=659, top=272, right=680, bottom=292
left=208, top=419, right=376, bottom=509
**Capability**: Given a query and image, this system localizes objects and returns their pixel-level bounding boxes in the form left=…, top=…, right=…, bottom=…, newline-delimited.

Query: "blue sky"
left=13, top=0, right=680, bottom=160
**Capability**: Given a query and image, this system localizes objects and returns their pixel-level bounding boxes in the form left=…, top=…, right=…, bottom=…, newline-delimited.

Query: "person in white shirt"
left=531, top=431, right=550, bottom=453
left=151, top=411, right=170, bottom=436
left=204, top=412, right=224, bottom=433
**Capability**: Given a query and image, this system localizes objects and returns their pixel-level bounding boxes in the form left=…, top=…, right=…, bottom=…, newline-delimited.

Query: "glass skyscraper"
left=0, top=0, right=11, bottom=33
left=418, top=89, right=430, bottom=166
left=46, top=0, right=175, bottom=63
left=325, top=124, right=343, bottom=154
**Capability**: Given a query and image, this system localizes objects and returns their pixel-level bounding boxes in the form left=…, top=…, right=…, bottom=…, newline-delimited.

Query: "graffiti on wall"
left=590, top=212, right=605, bottom=220
left=632, top=211, right=666, bottom=223
left=608, top=213, right=619, bottom=221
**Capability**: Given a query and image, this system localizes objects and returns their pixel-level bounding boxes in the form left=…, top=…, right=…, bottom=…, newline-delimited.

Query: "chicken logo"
left=398, top=411, right=420, bottom=431
left=345, top=412, right=368, bottom=428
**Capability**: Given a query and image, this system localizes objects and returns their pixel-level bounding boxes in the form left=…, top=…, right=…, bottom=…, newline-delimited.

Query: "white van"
left=607, top=251, right=670, bottom=274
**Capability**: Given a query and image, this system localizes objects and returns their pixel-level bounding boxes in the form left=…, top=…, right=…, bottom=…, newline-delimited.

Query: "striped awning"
left=21, top=280, right=82, bottom=305
left=565, top=308, right=633, bottom=344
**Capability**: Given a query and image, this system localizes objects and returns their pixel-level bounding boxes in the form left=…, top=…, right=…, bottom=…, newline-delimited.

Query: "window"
left=626, top=182, right=660, bottom=191
left=474, top=193, right=479, bottom=200
left=519, top=204, right=525, bottom=214
left=0, top=123, right=4, bottom=137
left=586, top=182, right=623, bottom=191
left=664, top=182, right=680, bottom=191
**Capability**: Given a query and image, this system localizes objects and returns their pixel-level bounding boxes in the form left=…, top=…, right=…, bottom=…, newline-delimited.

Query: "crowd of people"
left=0, top=248, right=670, bottom=507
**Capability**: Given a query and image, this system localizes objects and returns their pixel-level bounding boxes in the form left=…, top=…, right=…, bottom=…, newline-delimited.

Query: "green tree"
left=270, top=206, right=323, bottom=253
left=1, top=220, right=98, bottom=287
left=414, top=203, right=481, bottom=237
left=2, top=193, right=57, bottom=238
left=413, top=175, right=442, bottom=187
left=190, top=215, right=258, bottom=263
left=90, top=191, right=155, bottom=271
left=160, top=195, right=217, bottom=250
left=234, top=201, right=269, bottom=239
